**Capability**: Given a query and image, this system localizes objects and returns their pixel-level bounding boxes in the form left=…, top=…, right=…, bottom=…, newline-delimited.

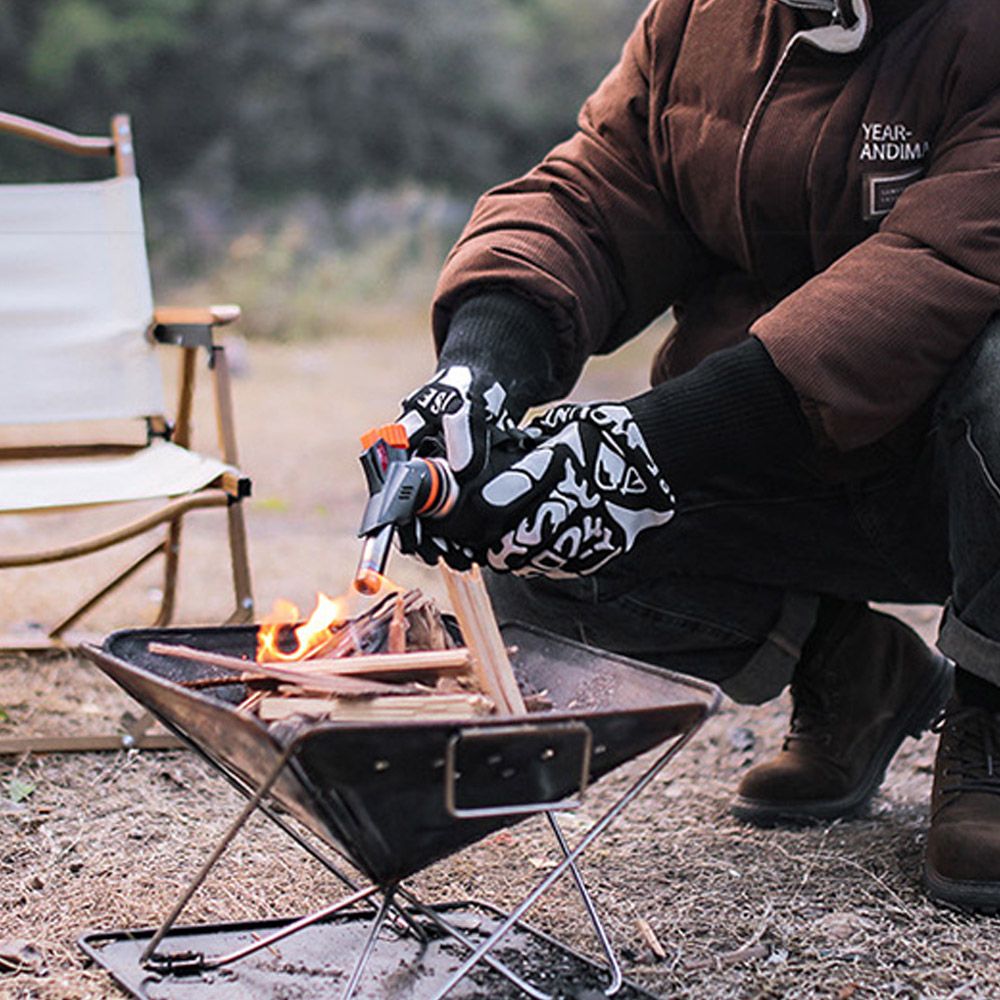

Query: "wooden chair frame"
left=0, top=112, right=254, bottom=754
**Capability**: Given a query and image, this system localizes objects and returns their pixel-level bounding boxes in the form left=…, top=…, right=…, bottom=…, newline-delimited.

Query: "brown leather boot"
left=732, top=602, right=953, bottom=825
left=924, top=699, right=1000, bottom=913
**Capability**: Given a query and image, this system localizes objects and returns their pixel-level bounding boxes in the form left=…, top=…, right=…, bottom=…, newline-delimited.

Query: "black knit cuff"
left=438, top=293, right=563, bottom=420
left=626, top=337, right=811, bottom=485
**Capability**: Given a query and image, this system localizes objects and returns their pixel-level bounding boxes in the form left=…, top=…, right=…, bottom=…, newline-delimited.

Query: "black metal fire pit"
left=79, top=621, right=719, bottom=999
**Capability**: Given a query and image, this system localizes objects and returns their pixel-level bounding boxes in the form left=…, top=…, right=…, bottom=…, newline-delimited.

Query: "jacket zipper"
left=733, top=33, right=804, bottom=274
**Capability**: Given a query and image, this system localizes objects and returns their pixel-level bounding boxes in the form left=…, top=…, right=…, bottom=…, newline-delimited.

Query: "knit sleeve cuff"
left=626, top=337, right=812, bottom=486
left=438, top=292, right=566, bottom=420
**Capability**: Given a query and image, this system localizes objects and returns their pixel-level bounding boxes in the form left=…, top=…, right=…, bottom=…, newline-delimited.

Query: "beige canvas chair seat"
left=0, top=110, right=255, bottom=755
left=0, top=440, right=235, bottom=513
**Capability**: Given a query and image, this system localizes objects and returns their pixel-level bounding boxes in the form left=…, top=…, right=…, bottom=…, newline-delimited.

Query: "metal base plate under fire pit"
left=80, top=901, right=659, bottom=999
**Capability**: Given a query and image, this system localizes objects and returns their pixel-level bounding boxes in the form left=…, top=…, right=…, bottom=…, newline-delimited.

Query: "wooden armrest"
left=0, top=111, right=114, bottom=158
left=154, top=305, right=242, bottom=327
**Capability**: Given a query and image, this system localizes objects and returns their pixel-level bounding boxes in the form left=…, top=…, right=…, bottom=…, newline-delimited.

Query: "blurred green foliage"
left=0, top=0, right=645, bottom=199
left=0, top=0, right=646, bottom=336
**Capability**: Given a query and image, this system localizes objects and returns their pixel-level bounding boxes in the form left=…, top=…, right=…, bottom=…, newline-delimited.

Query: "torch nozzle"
left=353, top=525, right=394, bottom=594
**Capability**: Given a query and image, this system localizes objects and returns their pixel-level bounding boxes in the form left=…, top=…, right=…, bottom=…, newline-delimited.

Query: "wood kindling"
left=439, top=562, right=526, bottom=715
left=147, top=580, right=534, bottom=723
left=149, top=641, right=470, bottom=681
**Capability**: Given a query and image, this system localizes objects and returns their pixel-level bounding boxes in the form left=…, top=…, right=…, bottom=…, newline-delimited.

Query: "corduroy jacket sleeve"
left=432, top=0, right=708, bottom=401
left=753, top=54, right=1000, bottom=451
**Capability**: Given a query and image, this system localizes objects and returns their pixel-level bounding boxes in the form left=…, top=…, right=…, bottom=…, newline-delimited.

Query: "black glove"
left=406, top=338, right=813, bottom=578
left=395, top=292, right=566, bottom=565
left=424, top=401, right=678, bottom=577
left=398, top=364, right=522, bottom=484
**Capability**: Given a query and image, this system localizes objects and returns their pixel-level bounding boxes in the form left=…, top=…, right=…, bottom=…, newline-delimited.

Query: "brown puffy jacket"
left=433, top=0, right=1000, bottom=464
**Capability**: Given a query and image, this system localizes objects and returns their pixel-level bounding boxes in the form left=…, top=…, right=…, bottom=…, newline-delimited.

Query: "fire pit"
left=78, top=620, right=719, bottom=998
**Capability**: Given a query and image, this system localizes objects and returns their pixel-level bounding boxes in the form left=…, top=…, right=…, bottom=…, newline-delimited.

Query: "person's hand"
left=414, top=401, right=677, bottom=578
left=397, top=365, right=521, bottom=483
left=394, top=364, right=527, bottom=567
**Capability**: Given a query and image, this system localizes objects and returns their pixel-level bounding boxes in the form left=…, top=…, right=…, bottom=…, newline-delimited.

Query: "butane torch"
left=353, top=423, right=459, bottom=594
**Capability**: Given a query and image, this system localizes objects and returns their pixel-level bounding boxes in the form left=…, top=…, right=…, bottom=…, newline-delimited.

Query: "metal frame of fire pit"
left=79, top=623, right=720, bottom=999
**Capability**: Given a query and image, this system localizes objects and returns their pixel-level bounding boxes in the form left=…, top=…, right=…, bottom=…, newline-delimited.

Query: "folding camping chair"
left=0, top=111, right=254, bottom=754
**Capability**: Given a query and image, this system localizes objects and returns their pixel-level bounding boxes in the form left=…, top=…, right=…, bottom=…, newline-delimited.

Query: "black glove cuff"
left=626, top=337, right=811, bottom=486
left=438, top=292, right=561, bottom=421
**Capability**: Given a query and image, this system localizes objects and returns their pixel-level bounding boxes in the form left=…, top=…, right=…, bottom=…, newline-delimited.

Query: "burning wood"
left=153, top=579, right=544, bottom=725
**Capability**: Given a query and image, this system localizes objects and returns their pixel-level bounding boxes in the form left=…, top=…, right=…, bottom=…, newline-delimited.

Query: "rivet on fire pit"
left=500, top=767, right=517, bottom=780
left=594, top=744, right=607, bottom=755
left=540, top=747, right=556, bottom=761
left=487, top=754, right=503, bottom=766
left=373, top=760, right=390, bottom=772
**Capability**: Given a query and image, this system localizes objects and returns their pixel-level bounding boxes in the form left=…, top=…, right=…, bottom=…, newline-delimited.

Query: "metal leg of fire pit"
left=172, top=724, right=432, bottom=944
left=395, top=886, right=553, bottom=1000
left=137, top=740, right=429, bottom=980
left=195, top=883, right=382, bottom=972
left=167, top=719, right=365, bottom=895
left=342, top=885, right=398, bottom=1000
left=546, top=811, right=623, bottom=996
left=430, top=726, right=699, bottom=1000
left=132, top=721, right=696, bottom=997
left=140, top=748, right=295, bottom=965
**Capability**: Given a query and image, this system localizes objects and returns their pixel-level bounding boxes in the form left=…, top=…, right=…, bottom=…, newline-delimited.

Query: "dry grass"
left=2, top=331, right=999, bottom=999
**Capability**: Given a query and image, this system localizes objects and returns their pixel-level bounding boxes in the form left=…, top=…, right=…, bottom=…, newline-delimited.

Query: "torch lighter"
left=353, top=423, right=458, bottom=594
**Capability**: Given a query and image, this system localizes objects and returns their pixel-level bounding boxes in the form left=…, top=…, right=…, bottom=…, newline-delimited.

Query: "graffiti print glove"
left=397, top=292, right=563, bottom=482
left=484, top=402, right=677, bottom=577
left=411, top=337, right=813, bottom=577
left=398, top=364, right=521, bottom=484
left=395, top=292, right=565, bottom=565
left=426, top=402, right=677, bottom=578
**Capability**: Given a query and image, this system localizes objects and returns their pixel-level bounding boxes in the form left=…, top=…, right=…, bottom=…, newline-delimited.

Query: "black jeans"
left=488, top=316, right=1000, bottom=704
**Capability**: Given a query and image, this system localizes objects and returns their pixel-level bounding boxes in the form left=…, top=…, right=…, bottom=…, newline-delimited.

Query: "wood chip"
left=636, top=918, right=667, bottom=961
left=388, top=593, right=407, bottom=653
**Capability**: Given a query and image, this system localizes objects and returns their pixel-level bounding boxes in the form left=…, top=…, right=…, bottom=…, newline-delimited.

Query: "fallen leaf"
left=6, top=779, right=35, bottom=803
left=256, top=497, right=289, bottom=512
left=813, top=911, right=876, bottom=941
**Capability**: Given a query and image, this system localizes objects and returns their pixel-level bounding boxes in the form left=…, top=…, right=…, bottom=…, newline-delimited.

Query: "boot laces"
left=784, top=670, right=836, bottom=750
left=933, top=706, right=1000, bottom=799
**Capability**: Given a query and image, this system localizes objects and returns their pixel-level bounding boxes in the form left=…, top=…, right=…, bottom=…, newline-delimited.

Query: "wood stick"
left=388, top=593, right=407, bottom=653
left=258, top=691, right=494, bottom=722
left=149, top=641, right=470, bottom=678
left=636, top=918, right=667, bottom=961
left=468, top=564, right=526, bottom=713
left=148, top=642, right=415, bottom=696
left=237, top=690, right=267, bottom=715
left=439, top=562, right=525, bottom=714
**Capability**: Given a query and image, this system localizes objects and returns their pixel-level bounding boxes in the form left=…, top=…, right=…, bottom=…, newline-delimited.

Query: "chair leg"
left=225, top=498, right=254, bottom=624
left=48, top=540, right=167, bottom=641
left=154, top=518, right=183, bottom=628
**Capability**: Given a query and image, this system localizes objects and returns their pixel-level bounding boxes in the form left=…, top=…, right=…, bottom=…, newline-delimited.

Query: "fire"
left=257, top=574, right=400, bottom=662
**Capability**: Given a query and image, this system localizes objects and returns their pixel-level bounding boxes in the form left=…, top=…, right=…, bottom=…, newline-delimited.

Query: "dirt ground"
left=2, top=328, right=999, bottom=999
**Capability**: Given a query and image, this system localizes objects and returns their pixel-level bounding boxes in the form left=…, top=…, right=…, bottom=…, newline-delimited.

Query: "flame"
left=256, top=574, right=401, bottom=662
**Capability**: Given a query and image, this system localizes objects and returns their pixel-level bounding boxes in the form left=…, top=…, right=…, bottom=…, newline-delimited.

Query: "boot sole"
left=731, top=653, right=954, bottom=827
left=924, top=865, right=1000, bottom=915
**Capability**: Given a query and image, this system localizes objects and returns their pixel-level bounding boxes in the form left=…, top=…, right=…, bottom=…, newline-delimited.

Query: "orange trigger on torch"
left=360, top=423, right=410, bottom=451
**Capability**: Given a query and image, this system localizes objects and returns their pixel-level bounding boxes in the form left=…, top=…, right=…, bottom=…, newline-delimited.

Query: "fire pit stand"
left=78, top=621, right=720, bottom=999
